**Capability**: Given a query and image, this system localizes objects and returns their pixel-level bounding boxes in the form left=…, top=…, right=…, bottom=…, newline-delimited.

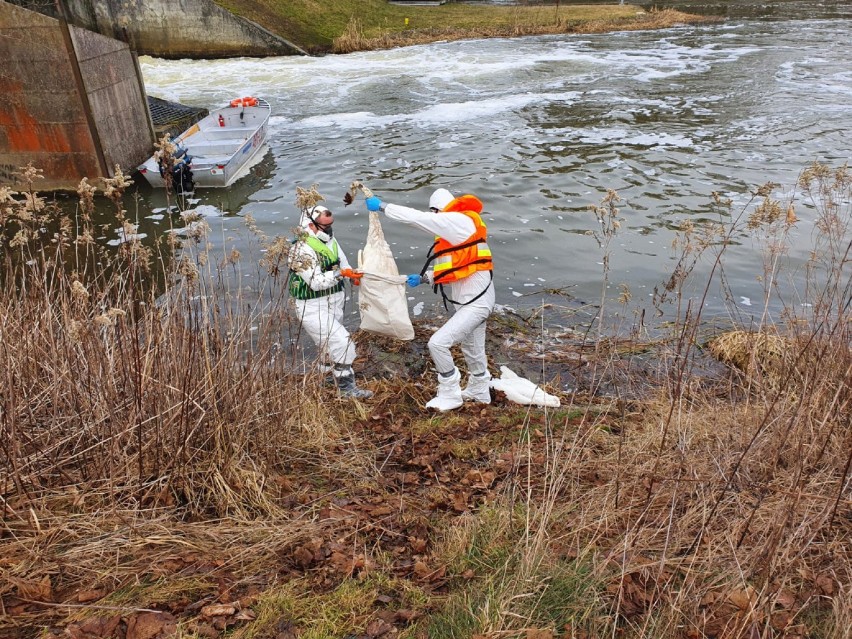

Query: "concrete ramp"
left=5, top=0, right=307, bottom=58
left=0, top=1, right=154, bottom=190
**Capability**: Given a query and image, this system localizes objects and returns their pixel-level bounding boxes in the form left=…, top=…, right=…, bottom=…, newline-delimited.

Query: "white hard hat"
left=429, top=188, right=454, bottom=211
left=302, top=204, right=330, bottom=228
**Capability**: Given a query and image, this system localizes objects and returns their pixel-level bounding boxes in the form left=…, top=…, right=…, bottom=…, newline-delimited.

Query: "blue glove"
left=365, top=196, right=383, bottom=212
left=407, top=274, right=424, bottom=288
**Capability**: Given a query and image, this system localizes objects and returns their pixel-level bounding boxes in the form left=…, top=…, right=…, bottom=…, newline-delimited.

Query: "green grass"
left=428, top=504, right=605, bottom=636
left=212, top=0, right=643, bottom=52
left=233, top=574, right=428, bottom=638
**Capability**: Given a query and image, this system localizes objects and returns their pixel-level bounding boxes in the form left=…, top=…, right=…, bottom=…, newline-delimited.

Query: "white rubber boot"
left=461, top=372, right=492, bottom=404
left=425, top=367, right=463, bottom=411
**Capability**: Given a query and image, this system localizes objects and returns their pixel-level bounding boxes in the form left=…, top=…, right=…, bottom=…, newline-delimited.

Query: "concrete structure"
left=0, top=1, right=154, bottom=190
left=6, top=0, right=306, bottom=58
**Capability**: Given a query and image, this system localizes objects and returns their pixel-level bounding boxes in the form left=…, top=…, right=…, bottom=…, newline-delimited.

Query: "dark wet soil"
left=354, top=304, right=731, bottom=403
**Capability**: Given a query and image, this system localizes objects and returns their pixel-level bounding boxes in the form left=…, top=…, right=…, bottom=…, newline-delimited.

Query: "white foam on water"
left=136, top=17, right=851, bottom=323
left=194, top=204, right=225, bottom=217
left=168, top=221, right=206, bottom=236
left=294, top=90, right=579, bottom=131
left=107, top=229, right=147, bottom=246
left=578, top=127, right=695, bottom=149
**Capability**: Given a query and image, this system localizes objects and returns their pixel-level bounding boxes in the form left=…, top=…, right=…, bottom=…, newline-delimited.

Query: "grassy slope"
left=212, top=0, right=646, bottom=52
left=2, top=165, right=849, bottom=638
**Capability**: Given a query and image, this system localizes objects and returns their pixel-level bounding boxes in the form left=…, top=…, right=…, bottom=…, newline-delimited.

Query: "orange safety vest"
left=427, top=195, right=493, bottom=285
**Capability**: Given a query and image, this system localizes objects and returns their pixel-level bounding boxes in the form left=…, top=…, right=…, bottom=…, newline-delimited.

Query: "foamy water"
left=135, top=13, right=852, bottom=326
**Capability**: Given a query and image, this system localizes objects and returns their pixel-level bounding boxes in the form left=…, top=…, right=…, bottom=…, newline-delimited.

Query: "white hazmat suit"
left=288, top=206, right=371, bottom=399
left=382, top=189, right=495, bottom=410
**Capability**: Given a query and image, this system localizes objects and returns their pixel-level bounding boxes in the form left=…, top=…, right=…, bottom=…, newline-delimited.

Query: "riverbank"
left=333, top=7, right=717, bottom=53
left=212, top=0, right=717, bottom=53
left=1, top=164, right=849, bottom=639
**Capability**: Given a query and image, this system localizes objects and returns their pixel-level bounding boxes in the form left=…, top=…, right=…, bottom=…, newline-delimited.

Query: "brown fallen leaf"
left=815, top=573, right=835, bottom=595
left=452, top=492, right=468, bottom=512
left=201, top=603, right=236, bottom=617
left=409, top=537, right=427, bottom=553
left=125, top=611, right=177, bottom=639
left=77, top=588, right=105, bottom=603
left=775, top=588, right=796, bottom=609
left=365, top=617, right=395, bottom=637
left=275, top=618, right=299, bottom=639
left=727, top=587, right=756, bottom=610
left=192, top=622, right=219, bottom=639
left=12, top=575, right=53, bottom=602
left=394, top=609, right=420, bottom=623
left=293, top=545, right=315, bottom=568
left=770, top=611, right=792, bottom=631
left=67, top=616, right=121, bottom=639
left=428, top=565, right=447, bottom=582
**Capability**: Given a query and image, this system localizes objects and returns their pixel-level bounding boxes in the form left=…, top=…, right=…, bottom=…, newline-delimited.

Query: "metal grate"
left=147, top=96, right=209, bottom=141
left=4, top=0, right=59, bottom=17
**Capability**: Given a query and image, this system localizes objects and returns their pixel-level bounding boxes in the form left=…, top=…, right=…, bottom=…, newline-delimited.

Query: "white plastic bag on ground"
left=490, top=366, right=561, bottom=407
left=357, top=211, right=415, bottom=340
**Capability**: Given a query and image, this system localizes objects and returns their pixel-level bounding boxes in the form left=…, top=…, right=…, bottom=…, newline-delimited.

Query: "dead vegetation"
left=333, top=9, right=715, bottom=54
left=1, top=163, right=850, bottom=638
left=212, top=0, right=714, bottom=55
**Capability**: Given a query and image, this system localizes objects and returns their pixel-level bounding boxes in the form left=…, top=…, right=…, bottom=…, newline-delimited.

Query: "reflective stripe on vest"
left=430, top=204, right=493, bottom=285
left=288, top=235, right=343, bottom=300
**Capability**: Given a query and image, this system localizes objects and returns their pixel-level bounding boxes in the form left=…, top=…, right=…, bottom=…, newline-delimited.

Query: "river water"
left=134, top=2, right=851, bottom=330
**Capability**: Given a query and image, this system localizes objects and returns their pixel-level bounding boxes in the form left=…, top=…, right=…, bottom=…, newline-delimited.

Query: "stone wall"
left=0, top=1, right=153, bottom=190
left=71, top=25, right=153, bottom=175
left=66, top=0, right=305, bottom=58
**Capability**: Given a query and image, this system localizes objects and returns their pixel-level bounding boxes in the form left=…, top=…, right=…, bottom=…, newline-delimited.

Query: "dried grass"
left=1, top=162, right=849, bottom=637
left=425, top=163, right=851, bottom=637
left=333, top=9, right=716, bottom=54
left=0, top=168, right=378, bottom=633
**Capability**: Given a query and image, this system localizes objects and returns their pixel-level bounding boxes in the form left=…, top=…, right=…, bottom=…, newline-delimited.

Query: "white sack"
left=357, top=211, right=415, bottom=340
left=490, top=365, right=561, bottom=407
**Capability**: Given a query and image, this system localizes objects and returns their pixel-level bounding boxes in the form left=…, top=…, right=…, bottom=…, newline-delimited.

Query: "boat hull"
left=138, top=98, right=271, bottom=189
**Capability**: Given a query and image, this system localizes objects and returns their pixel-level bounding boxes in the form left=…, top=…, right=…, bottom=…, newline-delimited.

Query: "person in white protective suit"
left=365, top=188, right=495, bottom=411
left=288, top=204, right=372, bottom=399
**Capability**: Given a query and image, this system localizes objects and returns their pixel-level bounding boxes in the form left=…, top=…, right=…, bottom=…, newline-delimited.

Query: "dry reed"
left=1, top=162, right=849, bottom=638
left=333, top=9, right=716, bottom=55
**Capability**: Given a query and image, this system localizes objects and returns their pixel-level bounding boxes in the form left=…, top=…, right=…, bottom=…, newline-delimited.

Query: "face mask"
left=309, top=211, right=333, bottom=242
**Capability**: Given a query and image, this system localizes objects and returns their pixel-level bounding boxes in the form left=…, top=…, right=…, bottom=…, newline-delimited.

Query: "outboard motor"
left=172, top=148, right=195, bottom=194
left=158, top=144, right=195, bottom=194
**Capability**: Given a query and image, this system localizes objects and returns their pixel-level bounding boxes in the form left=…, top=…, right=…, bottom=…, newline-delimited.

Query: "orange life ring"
left=229, top=96, right=258, bottom=108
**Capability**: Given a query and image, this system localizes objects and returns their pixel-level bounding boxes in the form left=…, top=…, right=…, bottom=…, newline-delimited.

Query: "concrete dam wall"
left=0, top=1, right=153, bottom=190
left=6, top=0, right=306, bottom=58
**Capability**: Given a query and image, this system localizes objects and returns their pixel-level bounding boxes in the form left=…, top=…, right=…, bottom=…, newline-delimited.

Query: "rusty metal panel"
left=0, top=1, right=153, bottom=190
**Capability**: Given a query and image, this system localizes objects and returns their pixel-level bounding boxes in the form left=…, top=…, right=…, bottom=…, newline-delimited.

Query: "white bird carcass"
left=489, top=366, right=561, bottom=407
